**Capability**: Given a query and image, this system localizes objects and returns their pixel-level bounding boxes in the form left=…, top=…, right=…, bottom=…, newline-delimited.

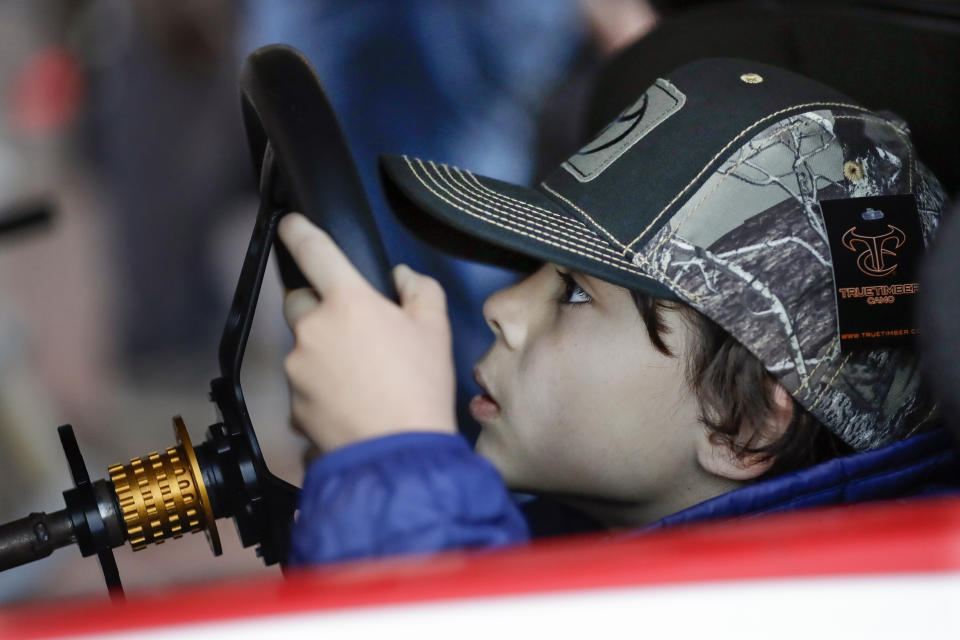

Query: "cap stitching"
left=810, top=352, right=852, bottom=411
left=644, top=112, right=913, bottom=274
left=437, top=163, right=610, bottom=248
left=459, top=169, right=606, bottom=241
left=403, top=156, right=675, bottom=290
left=430, top=162, right=618, bottom=251
left=460, top=168, right=597, bottom=235
left=414, top=159, right=619, bottom=260
left=538, top=182, right=630, bottom=251
left=832, top=114, right=914, bottom=191
left=637, top=112, right=903, bottom=393
left=647, top=119, right=815, bottom=261
left=794, top=337, right=840, bottom=396
left=664, top=235, right=810, bottom=381
left=437, top=164, right=607, bottom=246
left=536, top=180, right=701, bottom=298
left=621, top=101, right=872, bottom=250
left=406, top=157, right=687, bottom=294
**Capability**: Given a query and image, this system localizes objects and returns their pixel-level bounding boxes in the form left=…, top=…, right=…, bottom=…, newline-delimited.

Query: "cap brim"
left=379, top=154, right=677, bottom=299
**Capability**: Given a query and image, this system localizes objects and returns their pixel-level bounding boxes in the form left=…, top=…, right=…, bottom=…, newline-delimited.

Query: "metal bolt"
left=844, top=160, right=865, bottom=182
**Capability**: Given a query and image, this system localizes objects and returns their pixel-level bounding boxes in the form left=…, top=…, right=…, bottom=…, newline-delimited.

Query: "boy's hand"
left=278, top=213, right=456, bottom=454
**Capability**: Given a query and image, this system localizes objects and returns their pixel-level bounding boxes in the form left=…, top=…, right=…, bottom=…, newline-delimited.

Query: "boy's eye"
left=556, top=269, right=592, bottom=305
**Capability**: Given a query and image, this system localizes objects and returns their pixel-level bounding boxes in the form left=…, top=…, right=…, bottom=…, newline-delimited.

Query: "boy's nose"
left=483, top=281, right=528, bottom=351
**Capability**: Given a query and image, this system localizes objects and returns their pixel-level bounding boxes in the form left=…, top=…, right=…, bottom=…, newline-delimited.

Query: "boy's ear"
left=695, top=383, right=794, bottom=481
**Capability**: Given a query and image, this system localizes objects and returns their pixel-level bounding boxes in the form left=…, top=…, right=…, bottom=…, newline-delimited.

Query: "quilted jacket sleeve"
left=288, top=432, right=529, bottom=566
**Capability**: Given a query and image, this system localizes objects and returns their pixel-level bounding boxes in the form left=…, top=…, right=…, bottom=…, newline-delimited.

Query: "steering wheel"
left=240, top=44, right=396, bottom=298
left=202, top=44, right=398, bottom=566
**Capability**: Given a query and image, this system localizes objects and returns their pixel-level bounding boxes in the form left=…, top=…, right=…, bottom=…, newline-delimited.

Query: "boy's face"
left=472, top=263, right=709, bottom=517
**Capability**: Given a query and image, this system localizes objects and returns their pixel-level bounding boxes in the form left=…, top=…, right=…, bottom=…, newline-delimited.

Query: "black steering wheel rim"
left=239, top=44, right=396, bottom=299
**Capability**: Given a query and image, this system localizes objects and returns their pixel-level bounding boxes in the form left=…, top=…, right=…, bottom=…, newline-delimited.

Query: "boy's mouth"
left=470, top=368, right=501, bottom=421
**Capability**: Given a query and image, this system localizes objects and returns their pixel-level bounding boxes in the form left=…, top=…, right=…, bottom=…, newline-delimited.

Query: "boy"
left=278, top=59, right=955, bottom=564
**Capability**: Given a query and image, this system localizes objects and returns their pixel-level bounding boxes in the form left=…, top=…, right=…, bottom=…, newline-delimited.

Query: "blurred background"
left=0, top=0, right=657, bottom=603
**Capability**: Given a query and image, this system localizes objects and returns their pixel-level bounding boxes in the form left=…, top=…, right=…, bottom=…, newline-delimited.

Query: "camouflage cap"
left=379, top=58, right=947, bottom=451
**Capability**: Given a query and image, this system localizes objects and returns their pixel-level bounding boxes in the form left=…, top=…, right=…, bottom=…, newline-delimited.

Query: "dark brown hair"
left=630, top=291, right=853, bottom=480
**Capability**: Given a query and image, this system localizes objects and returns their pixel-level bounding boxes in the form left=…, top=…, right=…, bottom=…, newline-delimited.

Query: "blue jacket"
left=288, top=428, right=960, bottom=566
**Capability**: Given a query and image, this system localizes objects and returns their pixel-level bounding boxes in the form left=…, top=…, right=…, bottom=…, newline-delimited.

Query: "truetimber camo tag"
left=820, top=194, right=924, bottom=352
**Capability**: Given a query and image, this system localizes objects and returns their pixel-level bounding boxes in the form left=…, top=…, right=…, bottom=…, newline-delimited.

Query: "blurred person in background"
left=82, top=0, right=252, bottom=369
left=0, top=0, right=108, bottom=506
left=1, top=0, right=267, bottom=602
left=0, top=0, right=117, bottom=600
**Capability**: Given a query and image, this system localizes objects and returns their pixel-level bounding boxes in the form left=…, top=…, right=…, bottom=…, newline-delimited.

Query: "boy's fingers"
left=394, top=264, right=447, bottom=324
left=283, top=287, right=321, bottom=330
left=278, top=213, right=370, bottom=298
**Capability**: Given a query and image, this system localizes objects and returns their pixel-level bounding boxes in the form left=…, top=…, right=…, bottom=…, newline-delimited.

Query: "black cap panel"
left=541, top=58, right=866, bottom=249
left=379, top=154, right=678, bottom=299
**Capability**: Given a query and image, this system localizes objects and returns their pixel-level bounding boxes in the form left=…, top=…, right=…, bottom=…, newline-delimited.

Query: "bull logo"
left=841, top=225, right=907, bottom=277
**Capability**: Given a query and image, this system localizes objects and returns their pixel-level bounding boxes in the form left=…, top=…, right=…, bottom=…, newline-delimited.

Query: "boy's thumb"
left=394, top=264, right=447, bottom=322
